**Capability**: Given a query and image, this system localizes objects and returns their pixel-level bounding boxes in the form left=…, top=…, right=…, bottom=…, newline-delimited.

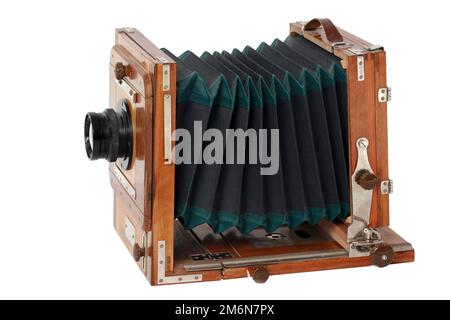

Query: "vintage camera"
left=84, top=19, right=413, bottom=285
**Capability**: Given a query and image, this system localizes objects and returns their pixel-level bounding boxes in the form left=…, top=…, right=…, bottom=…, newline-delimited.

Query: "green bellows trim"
left=176, top=203, right=342, bottom=234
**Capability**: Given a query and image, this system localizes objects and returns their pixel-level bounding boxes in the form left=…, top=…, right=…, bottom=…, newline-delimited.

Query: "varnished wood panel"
left=112, top=28, right=178, bottom=285
left=290, top=21, right=388, bottom=227
left=347, top=54, right=379, bottom=227
left=108, top=45, right=152, bottom=234
left=374, top=52, right=390, bottom=226
left=124, top=28, right=175, bottom=64
left=113, top=194, right=146, bottom=274
left=109, top=81, right=146, bottom=214
left=111, top=45, right=151, bottom=96
left=116, top=30, right=156, bottom=73
left=224, top=236, right=342, bottom=258
left=346, top=51, right=390, bottom=228
left=222, top=267, right=248, bottom=280
left=317, top=220, right=349, bottom=250
left=113, top=31, right=155, bottom=232
left=150, top=60, right=177, bottom=285
left=110, top=169, right=145, bottom=227
left=192, top=225, right=343, bottom=260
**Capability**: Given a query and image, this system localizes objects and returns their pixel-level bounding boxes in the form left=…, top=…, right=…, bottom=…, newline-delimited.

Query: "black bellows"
left=161, top=35, right=349, bottom=234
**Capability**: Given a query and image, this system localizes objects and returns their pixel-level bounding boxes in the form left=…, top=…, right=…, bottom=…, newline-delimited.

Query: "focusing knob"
left=372, top=244, right=394, bottom=268
left=251, top=266, right=269, bottom=284
left=114, top=62, right=129, bottom=81
left=133, top=243, right=145, bottom=262
left=355, top=169, right=377, bottom=190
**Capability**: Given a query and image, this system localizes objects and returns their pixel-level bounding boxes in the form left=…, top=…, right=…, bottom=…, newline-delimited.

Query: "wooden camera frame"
left=107, top=19, right=414, bottom=286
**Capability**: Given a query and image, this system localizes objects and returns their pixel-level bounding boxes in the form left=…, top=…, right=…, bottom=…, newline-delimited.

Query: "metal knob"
left=115, top=62, right=129, bottom=81
left=133, top=243, right=145, bottom=262
left=355, top=169, right=377, bottom=190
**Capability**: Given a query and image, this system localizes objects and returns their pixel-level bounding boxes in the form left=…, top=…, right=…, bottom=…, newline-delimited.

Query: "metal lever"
left=348, top=138, right=377, bottom=257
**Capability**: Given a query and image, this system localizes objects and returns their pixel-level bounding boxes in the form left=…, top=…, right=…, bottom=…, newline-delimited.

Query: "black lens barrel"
left=84, top=101, right=132, bottom=169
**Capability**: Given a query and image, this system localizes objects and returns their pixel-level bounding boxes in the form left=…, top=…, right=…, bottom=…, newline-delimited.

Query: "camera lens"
left=84, top=100, right=132, bottom=169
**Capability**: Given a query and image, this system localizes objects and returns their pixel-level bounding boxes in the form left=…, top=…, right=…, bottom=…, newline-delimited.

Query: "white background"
left=0, top=0, right=448, bottom=299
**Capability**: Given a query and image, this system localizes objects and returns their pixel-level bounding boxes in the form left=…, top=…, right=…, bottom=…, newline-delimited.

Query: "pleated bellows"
left=163, top=35, right=350, bottom=234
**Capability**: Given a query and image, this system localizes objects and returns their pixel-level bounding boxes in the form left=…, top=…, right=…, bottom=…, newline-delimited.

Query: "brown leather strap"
left=304, top=18, right=344, bottom=44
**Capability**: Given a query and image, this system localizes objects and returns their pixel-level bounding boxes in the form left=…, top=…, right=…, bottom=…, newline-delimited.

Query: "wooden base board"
left=156, top=221, right=415, bottom=285
left=112, top=188, right=414, bottom=285
left=168, top=248, right=414, bottom=285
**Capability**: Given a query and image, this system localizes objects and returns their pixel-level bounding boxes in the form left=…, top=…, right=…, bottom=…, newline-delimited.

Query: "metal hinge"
left=157, top=240, right=202, bottom=285
left=357, top=55, right=365, bottom=81
left=378, top=87, right=392, bottom=103
left=348, top=48, right=365, bottom=82
left=157, top=57, right=171, bottom=91
left=381, top=179, right=394, bottom=195
left=124, top=216, right=136, bottom=246
left=162, top=64, right=170, bottom=91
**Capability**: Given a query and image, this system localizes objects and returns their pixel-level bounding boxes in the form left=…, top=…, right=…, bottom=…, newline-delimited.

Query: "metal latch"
left=349, top=47, right=365, bottom=55
left=378, top=87, right=392, bottom=102
left=332, top=41, right=349, bottom=48
left=367, top=44, right=384, bottom=51
left=348, top=137, right=380, bottom=258
left=349, top=227, right=384, bottom=256
left=381, top=179, right=393, bottom=195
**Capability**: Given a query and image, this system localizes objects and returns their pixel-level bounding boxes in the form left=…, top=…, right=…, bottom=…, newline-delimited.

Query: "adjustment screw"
left=358, top=139, right=368, bottom=148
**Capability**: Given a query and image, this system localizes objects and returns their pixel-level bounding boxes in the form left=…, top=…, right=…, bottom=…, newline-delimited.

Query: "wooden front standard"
left=107, top=20, right=414, bottom=286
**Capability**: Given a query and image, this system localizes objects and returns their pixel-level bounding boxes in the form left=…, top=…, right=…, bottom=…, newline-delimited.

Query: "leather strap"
left=304, top=18, right=344, bottom=44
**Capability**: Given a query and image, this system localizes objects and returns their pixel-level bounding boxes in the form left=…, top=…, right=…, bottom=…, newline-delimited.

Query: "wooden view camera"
left=84, top=18, right=414, bottom=285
